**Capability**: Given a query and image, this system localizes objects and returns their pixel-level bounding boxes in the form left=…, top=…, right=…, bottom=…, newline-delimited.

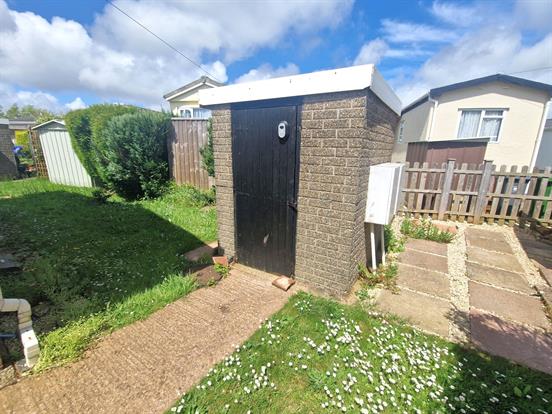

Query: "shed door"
left=232, top=104, right=299, bottom=276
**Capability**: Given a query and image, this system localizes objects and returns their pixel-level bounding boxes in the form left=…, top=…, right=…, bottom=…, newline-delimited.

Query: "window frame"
left=456, top=108, right=507, bottom=143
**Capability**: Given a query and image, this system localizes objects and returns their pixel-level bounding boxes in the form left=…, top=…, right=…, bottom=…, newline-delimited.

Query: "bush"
left=102, top=111, right=171, bottom=200
left=65, top=104, right=140, bottom=185
left=199, top=118, right=215, bottom=177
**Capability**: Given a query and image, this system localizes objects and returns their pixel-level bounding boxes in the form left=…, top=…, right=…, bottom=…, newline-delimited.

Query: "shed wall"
left=211, top=89, right=398, bottom=296
left=39, top=127, right=93, bottom=187
left=0, top=125, right=17, bottom=178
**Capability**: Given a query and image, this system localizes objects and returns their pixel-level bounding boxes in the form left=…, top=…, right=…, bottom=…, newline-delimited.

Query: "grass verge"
left=169, top=293, right=552, bottom=414
left=0, top=179, right=215, bottom=371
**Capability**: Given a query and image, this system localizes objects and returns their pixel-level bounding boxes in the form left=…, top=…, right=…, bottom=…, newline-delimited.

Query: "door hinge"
left=287, top=201, right=297, bottom=211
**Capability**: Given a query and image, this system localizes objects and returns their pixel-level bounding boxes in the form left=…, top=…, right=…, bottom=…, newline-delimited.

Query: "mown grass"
left=0, top=179, right=216, bottom=371
left=170, top=293, right=552, bottom=414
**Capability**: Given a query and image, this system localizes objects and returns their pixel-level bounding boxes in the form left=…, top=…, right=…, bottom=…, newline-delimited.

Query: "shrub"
left=102, top=111, right=171, bottom=200
left=199, top=118, right=215, bottom=177
left=65, top=104, right=140, bottom=185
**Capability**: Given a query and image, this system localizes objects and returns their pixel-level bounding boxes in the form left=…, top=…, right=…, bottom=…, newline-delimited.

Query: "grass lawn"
left=0, top=179, right=216, bottom=371
left=171, top=293, right=552, bottom=414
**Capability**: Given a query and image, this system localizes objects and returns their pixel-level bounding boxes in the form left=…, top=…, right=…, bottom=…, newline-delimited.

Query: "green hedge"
left=65, top=104, right=140, bottom=185
left=102, top=111, right=171, bottom=200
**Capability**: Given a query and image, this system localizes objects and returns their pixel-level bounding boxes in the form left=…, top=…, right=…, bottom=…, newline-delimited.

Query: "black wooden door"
left=232, top=104, right=299, bottom=276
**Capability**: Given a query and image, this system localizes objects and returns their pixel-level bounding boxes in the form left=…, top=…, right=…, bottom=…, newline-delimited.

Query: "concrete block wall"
left=0, top=126, right=17, bottom=178
left=211, top=106, right=236, bottom=258
left=295, top=89, right=398, bottom=296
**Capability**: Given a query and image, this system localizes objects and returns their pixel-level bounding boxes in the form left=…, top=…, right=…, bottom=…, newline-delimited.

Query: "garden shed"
left=32, top=120, right=93, bottom=187
left=200, top=64, right=401, bottom=296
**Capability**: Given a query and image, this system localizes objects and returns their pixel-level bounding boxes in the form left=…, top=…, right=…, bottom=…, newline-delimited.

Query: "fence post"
left=473, top=160, right=493, bottom=224
left=437, top=159, right=455, bottom=220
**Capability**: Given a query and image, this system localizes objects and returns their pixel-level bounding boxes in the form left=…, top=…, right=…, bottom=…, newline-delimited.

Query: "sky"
left=0, top=0, right=551, bottom=115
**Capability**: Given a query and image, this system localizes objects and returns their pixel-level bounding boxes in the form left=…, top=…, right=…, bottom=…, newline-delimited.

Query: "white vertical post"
left=380, top=224, right=386, bottom=266
left=370, top=223, right=376, bottom=271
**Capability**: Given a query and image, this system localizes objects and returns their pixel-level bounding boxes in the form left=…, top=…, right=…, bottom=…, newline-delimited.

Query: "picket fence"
left=401, top=160, right=552, bottom=225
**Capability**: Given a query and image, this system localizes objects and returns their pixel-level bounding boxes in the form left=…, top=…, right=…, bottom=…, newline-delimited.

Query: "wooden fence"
left=401, top=160, right=552, bottom=225
left=167, top=118, right=212, bottom=190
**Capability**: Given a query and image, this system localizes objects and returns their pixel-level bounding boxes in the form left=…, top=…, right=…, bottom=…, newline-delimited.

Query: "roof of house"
left=31, top=119, right=66, bottom=130
left=403, top=74, right=552, bottom=114
left=163, top=76, right=225, bottom=101
left=199, top=64, right=402, bottom=115
left=545, top=118, right=552, bottom=130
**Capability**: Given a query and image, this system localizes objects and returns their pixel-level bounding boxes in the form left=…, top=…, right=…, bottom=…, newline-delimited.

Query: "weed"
left=214, top=263, right=230, bottom=278
left=401, top=216, right=455, bottom=243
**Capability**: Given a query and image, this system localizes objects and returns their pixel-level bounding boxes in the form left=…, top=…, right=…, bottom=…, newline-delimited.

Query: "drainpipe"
left=0, top=287, right=40, bottom=368
left=529, top=100, right=550, bottom=170
left=427, top=95, right=438, bottom=141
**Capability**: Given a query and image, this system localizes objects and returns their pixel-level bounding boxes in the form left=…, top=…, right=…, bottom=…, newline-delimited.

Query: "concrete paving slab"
left=466, top=247, right=524, bottom=273
left=397, top=263, right=450, bottom=299
left=0, top=254, right=20, bottom=271
left=377, top=289, right=450, bottom=337
left=183, top=241, right=218, bottom=262
left=464, top=227, right=499, bottom=240
left=399, top=249, right=448, bottom=274
left=466, top=262, right=533, bottom=294
left=470, top=309, right=552, bottom=375
left=465, top=233, right=513, bottom=254
left=405, top=239, right=448, bottom=257
left=469, top=281, right=550, bottom=329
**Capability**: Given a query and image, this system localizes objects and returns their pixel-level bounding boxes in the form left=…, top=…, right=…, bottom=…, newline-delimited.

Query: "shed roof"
left=31, top=119, right=66, bottom=130
left=199, top=64, right=402, bottom=115
left=403, top=74, right=552, bottom=114
left=163, top=76, right=224, bottom=101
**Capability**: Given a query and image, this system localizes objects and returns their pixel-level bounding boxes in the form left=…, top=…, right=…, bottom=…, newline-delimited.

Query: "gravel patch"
left=446, top=222, right=470, bottom=343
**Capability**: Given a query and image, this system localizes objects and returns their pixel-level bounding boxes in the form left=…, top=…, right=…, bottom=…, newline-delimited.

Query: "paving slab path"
left=0, top=269, right=294, bottom=414
left=376, top=225, right=552, bottom=374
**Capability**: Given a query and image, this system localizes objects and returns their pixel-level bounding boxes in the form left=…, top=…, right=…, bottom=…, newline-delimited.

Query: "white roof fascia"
left=165, top=80, right=220, bottom=101
left=31, top=119, right=66, bottom=130
left=199, top=64, right=402, bottom=115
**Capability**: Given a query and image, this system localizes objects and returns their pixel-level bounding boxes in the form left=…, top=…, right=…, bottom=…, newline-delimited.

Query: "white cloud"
left=430, top=1, right=482, bottom=27
left=0, top=82, right=66, bottom=113
left=235, top=63, right=300, bottom=83
left=354, top=38, right=388, bottom=65
left=514, top=0, right=552, bottom=31
left=381, top=19, right=457, bottom=43
left=65, top=97, right=87, bottom=110
left=394, top=29, right=552, bottom=105
left=354, top=38, right=432, bottom=65
left=0, top=0, right=352, bottom=107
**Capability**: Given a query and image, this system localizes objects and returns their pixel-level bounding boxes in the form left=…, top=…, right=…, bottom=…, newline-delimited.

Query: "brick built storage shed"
left=200, top=64, right=401, bottom=296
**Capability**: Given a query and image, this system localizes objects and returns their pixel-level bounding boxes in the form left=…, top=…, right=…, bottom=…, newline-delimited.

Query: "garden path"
left=0, top=268, right=294, bottom=414
left=376, top=225, right=552, bottom=375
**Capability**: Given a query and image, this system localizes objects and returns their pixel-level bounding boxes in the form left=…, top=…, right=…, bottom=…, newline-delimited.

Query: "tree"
left=0, top=104, right=56, bottom=124
left=200, top=118, right=215, bottom=177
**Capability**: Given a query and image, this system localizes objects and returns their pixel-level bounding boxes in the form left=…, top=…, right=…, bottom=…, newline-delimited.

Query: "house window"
left=457, top=109, right=504, bottom=142
left=179, top=108, right=193, bottom=118
left=398, top=120, right=405, bottom=142
left=179, top=107, right=212, bottom=119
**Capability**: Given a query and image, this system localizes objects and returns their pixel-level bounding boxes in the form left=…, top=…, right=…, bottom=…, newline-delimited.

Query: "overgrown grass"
left=0, top=179, right=216, bottom=371
left=401, top=216, right=455, bottom=243
left=170, top=293, right=552, bottom=414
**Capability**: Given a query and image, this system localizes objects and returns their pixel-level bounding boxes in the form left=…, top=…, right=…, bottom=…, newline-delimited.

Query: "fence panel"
left=168, top=119, right=211, bottom=190
left=401, top=160, right=552, bottom=225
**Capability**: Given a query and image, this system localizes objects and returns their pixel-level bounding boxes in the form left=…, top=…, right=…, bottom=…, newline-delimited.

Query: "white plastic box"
left=365, top=163, right=404, bottom=225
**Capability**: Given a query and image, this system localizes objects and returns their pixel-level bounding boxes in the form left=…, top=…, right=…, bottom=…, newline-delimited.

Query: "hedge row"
left=66, top=104, right=171, bottom=200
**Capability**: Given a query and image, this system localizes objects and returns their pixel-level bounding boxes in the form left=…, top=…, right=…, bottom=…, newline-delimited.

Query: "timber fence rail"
left=401, top=160, right=552, bottom=225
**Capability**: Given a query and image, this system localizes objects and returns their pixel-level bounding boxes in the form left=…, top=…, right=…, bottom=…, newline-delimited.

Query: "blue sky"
left=1, top=0, right=551, bottom=113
